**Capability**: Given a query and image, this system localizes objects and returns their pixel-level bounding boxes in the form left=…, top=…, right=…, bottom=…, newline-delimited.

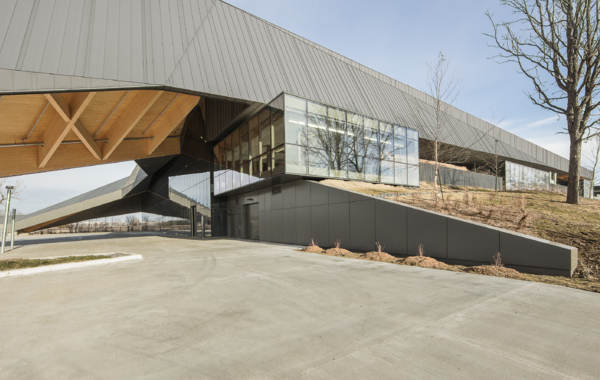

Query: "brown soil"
left=303, top=245, right=324, bottom=253
left=325, top=247, right=353, bottom=257
left=365, top=251, right=399, bottom=263
left=301, top=242, right=600, bottom=293
left=464, top=265, right=521, bottom=278
left=403, top=256, right=450, bottom=270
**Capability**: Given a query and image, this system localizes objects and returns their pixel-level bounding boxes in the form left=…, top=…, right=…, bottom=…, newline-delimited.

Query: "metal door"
left=245, top=203, right=259, bottom=240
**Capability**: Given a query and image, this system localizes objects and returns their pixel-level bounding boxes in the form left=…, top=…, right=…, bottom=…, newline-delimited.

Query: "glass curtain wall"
left=505, top=161, right=555, bottom=191
left=168, top=173, right=211, bottom=208
left=214, top=96, right=284, bottom=195
left=284, top=94, right=419, bottom=186
left=213, top=93, right=419, bottom=195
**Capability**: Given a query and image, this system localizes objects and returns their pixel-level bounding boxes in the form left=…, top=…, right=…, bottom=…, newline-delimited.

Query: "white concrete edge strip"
left=0, top=254, right=143, bottom=279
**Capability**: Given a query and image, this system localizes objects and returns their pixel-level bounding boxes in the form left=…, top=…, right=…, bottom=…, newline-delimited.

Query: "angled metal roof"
left=15, top=162, right=210, bottom=232
left=0, top=0, right=590, bottom=177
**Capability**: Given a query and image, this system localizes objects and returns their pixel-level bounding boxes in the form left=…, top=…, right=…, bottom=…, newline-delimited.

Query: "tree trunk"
left=433, top=139, right=439, bottom=205
left=566, top=134, right=582, bottom=204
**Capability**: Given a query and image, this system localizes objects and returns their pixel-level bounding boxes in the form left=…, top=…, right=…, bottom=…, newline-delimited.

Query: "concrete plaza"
left=0, top=235, right=599, bottom=379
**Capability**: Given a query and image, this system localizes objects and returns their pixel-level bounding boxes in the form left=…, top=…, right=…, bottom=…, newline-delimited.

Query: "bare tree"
left=142, top=214, right=150, bottom=231
left=487, top=0, right=600, bottom=204
left=126, top=215, right=139, bottom=232
left=67, top=223, right=79, bottom=233
left=427, top=51, right=459, bottom=203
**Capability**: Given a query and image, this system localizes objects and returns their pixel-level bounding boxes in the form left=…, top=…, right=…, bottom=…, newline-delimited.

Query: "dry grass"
left=404, top=256, right=450, bottom=270
left=0, top=254, right=119, bottom=271
left=302, top=239, right=324, bottom=253
left=365, top=242, right=399, bottom=263
left=322, top=179, right=600, bottom=291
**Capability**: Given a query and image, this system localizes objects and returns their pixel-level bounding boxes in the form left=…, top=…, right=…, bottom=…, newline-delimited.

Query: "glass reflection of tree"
left=328, top=119, right=348, bottom=175
left=377, top=123, right=393, bottom=178
left=346, top=122, right=370, bottom=176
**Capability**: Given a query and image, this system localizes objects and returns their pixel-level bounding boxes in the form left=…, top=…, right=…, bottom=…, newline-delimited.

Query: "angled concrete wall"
left=220, top=179, right=577, bottom=276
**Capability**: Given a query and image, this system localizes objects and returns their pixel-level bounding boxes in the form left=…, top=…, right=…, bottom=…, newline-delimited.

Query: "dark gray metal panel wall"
left=205, top=97, right=249, bottom=141
left=224, top=179, right=577, bottom=276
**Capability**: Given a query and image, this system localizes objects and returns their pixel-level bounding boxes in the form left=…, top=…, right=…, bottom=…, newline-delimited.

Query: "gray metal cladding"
left=223, top=179, right=578, bottom=275
left=0, top=0, right=588, bottom=176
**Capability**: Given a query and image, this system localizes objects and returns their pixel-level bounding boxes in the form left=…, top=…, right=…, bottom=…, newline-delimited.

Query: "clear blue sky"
left=1, top=0, right=596, bottom=214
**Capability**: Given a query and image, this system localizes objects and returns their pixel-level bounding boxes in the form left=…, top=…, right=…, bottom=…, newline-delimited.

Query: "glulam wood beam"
left=39, top=92, right=96, bottom=167
left=147, top=94, right=200, bottom=154
left=102, top=91, right=163, bottom=160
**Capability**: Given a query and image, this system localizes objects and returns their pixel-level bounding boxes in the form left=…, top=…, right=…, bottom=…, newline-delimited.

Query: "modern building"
left=0, top=0, right=588, bottom=275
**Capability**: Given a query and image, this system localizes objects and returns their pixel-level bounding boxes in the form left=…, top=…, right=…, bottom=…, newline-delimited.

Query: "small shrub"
left=492, top=251, right=503, bottom=267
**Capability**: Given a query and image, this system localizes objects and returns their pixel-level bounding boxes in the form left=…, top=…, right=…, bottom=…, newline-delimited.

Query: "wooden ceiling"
left=0, top=89, right=200, bottom=177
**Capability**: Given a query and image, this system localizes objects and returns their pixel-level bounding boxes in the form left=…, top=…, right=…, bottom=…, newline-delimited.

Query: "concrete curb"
left=0, top=254, right=143, bottom=278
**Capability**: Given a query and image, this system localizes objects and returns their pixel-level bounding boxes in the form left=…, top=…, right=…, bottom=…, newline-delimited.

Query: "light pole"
left=1, top=185, right=14, bottom=254
left=10, top=208, right=16, bottom=250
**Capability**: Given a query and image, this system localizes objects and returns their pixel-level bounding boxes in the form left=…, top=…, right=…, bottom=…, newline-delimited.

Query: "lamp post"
left=1, top=185, right=14, bottom=254
left=10, top=208, right=16, bottom=250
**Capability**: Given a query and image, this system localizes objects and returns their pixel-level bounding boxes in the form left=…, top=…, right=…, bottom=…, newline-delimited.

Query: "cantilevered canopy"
left=0, top=0, right=592, bottom=178
left=0, top=90, right=199, bottom=176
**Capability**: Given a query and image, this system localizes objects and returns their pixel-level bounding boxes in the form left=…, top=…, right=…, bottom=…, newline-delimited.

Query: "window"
left=285, top=94, right=306, bottom=112
left=379, top=122, right=394, bottom=161
left=365, top=157, right=379, bottom=182
left=347, top=112, right=362, bottom=126
left=328, top=118, right=348, bottom=178
left=347, top=122, right=365, bottom=178
left=232, top=129, right=240, bottom=162
left=307, top=113, right=328, bottom=150
left=240, top=123, right=249, bottom=161
left=272, top=108, right=284, bottom=148
left=380, top=160, right=394, bottom=184
left=272, top=146, right=285, bottom=175
left=307, top=101, right=327, bottom=116
left=215, top=93, right=420, bottom=194
left=285, top=108, right=306, bottom=145
left=250, top=158, right=260, bottom=183
left=407, top=137, right=419, bottom=165
left=225, top=135, right=232, bottom=169
left=308, top=148, right=329, bottom=176
left=249, top=116, right=259, bottom=158
left=214, top=143, right=222, bottom=170
left=364, top=118, right=379, bottom=158
left=393, top=125, right=407, bottom=162
left=259, top=153, right=270, bottom=178
left=395, top=162, right=407, bottom=185
left=286, top=144, right=308, bottom=175
left=328, top=107, right=346, bottom=122
left=259, top=109, right=271, bottom=154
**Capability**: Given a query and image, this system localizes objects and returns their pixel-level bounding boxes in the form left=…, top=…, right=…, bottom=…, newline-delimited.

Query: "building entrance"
left=244, top=203, right=259, bottom=240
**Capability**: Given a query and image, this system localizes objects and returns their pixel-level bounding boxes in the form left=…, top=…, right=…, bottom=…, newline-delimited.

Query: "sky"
left=1, top=0, right=598, bottom=214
